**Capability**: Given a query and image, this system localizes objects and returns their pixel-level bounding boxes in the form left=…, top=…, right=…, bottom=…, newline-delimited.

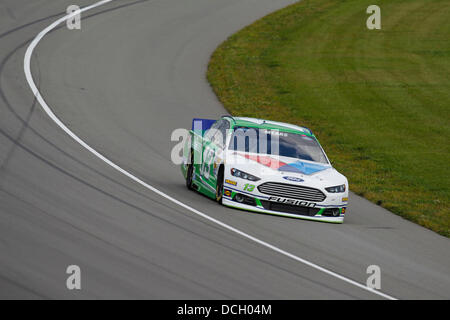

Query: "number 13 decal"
left=243, top=184, right=255, bottom=192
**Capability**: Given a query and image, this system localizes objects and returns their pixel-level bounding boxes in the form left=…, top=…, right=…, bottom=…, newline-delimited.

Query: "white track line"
left=24, top=0, right=397, bottom=300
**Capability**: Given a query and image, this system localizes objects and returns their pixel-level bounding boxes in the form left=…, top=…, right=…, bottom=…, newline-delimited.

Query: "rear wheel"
left=186, top=150, right=195, bottom=190
left=215, top=166, right=224, bottom=204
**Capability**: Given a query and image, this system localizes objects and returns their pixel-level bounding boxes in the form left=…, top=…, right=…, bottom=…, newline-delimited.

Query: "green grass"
left=207, top=0, right=450, bottom=236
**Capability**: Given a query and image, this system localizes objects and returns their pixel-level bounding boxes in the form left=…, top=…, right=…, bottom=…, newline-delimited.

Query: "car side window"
left=211, top=128, right=222, bottom=146
left=219, top=120, right=230, bottom=146
left=210, top=119, right=230, bottom=147
left=204, top=120, right=221, bottom=141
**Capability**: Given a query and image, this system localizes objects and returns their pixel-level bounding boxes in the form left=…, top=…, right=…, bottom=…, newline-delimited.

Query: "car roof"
left=223, top=116, right=314, bottom=136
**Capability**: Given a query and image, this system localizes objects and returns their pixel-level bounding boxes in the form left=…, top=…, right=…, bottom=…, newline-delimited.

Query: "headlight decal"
left=230, top=168, right=261, bottom=181
left=325, top=184, right=346, bottom=193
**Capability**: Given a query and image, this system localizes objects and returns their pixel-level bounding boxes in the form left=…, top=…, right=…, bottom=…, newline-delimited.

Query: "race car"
left=180, top=116, right=348, bottom=223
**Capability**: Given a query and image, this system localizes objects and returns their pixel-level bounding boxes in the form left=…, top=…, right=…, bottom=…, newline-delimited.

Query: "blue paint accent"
left=279, top=161, right=328, bottom=175
left=192, top=118, right=216, bottom=134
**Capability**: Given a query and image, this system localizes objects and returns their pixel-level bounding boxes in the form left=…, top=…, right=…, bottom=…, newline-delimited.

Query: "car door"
left=199, top=119, right=229, bottom=191
left=198, top=120, right=221, bottom=190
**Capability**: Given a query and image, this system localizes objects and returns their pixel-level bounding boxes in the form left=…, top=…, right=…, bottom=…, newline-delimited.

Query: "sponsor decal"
left=283, top=176, right=304, bottom=182
left=225, top=179, right=237, bottom=186
left=268, top=196, right=316, bottom=208
left=342, top=197, right=348, bottom=202
left=224, top=189, right=232, bottom=197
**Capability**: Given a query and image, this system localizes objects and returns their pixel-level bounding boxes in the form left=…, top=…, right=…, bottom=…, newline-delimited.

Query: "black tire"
left=186, top=150, right=195, bottom=190
left=215, top=166, right=224, bottom=204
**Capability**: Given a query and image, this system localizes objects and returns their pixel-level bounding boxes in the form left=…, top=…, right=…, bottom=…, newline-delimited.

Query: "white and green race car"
left=181, top=116, right=348, bottom=223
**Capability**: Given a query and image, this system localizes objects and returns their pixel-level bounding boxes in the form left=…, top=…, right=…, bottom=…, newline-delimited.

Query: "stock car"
left=181, top=116, right=348, bottom=223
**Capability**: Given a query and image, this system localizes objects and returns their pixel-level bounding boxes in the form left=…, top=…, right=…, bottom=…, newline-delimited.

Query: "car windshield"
left=228, top=126, right=328, bottom=164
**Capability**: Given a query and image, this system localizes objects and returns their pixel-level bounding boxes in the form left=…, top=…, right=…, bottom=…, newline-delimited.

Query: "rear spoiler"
left=191, top=118, right=216, bottom=135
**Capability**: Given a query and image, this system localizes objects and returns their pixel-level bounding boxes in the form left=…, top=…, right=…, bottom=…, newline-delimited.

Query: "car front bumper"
left=222, top=186, right=346, bottom=223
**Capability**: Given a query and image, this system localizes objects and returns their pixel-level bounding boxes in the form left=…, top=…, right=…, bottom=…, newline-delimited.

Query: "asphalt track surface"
left=0, top=0, right=449, bottom=299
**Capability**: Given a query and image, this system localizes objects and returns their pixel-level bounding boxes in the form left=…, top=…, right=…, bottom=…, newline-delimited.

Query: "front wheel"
left=215, top=166, right=224, bottom=204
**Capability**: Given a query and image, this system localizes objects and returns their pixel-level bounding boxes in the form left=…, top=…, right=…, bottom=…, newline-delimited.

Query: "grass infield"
left=207, top=0, right=449, bottom=236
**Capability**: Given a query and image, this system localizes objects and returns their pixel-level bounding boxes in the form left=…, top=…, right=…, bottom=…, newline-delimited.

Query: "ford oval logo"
left=283, top=176, right=304, bottom=182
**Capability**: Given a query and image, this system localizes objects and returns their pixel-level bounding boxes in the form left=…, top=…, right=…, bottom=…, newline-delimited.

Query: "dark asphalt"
left=0, top=0, right=448, bottom=299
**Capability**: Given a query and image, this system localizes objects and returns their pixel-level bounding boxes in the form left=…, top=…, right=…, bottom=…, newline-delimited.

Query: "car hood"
left=226, top=151, right=347, bottom=186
